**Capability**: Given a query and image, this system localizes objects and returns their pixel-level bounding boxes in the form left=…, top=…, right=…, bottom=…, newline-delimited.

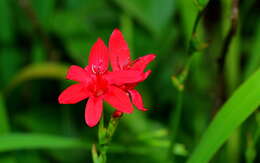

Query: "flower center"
left=89, top=75, right=108, bottom=97
left=91, top=64, right=106, bottom=74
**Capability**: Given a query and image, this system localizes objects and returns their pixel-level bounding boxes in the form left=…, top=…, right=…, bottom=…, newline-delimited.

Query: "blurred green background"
left=0, top=0, right=260, bottom=162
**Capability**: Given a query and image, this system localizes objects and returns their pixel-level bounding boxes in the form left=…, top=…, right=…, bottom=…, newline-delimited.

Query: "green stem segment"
left=168, top=3, right=207, bottom=163
left=92, top=113, right=122, bottom=163
left=168, top=90, right=184, bottom=162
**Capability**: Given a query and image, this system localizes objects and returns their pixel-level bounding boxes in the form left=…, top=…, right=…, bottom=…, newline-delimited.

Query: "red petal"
left=109, top=29, right=131, bottom=71
left=105, top=70, right=144, bottom=85
left=131, top=54, right=156, bottom=71
left=85, top=97, right=103, bottom=127
left=129, top=89, right=148, bottom=111
left=66, top=65, right=91, bottom=83
left=144, top=70, right=151, bottom=79
left=104, top=86, right=134, bottom=113
left=88, top=38, right=109, bottom=74
left=58, top=84, right=90, bottom=104
left=136, top=70, right=152, bottom=83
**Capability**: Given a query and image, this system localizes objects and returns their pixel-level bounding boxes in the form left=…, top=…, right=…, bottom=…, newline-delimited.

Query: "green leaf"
left=197, top=0, right=210, bottom=8
left=120, top=14, right=134, bottom=56
left=0, top=0, right=13, bottom=43
left=0, top=93, right=15, bottom=162
left=32, top=43, right=46, bottom=63
left=114, top=0, right=175, bottom=36
left=31, top=0, right=55, bottom=28
left=177, top=0, right=199, bottom=40
left=0, top=93, right=10, bottom=133
left=187, top=68, right=260, bottom=163
left=0, top=133, right=90, bottom=152
left=50, top=11, right=90, bottom=38
left=244, top=23, right=260, bottom=79
left=65, top=39, right=92, bottom=66
left=225, top=33, right=240, bottom=94
left=3, top=63, right=68, bottom=94
left=0, top=49, right=23, bottom=88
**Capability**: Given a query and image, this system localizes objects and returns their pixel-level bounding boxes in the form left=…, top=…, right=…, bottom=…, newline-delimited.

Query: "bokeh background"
left=0, top=0, right=260, bottom=162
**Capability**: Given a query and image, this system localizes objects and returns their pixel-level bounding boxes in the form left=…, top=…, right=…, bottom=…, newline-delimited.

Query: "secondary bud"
left=112, top=111, right=123, bottom=118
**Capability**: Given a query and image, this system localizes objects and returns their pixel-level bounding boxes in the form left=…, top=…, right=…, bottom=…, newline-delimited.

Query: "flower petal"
left=129, top=89, right=148, bottom=111
left=131, top=54, right=156, bottom=71
left=105, top=70, right=144, bottom=85
left=109, top=29, right=130, bottom=71
left=141, top=70, right=152, bottom=82
left=85, top=97, right=103, bottom=127
left=104, top=86, right=134, bottom=113
left=88, top=38, right=109, bottom=74
left=58, top=84, right=90, bottom=104
left=66, top=65, right=91, bottom=83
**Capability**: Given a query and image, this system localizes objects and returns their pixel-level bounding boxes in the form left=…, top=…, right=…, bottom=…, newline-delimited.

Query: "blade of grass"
left=0, top=133, right=185, bottom=157
left=0, top=93, right=10, bottom=133
left=3, top=63, right=68, bottom=95
left=114, top=0, right=175, bottom=36
left=0, top=93, right=16, bottom=163
left=0, top=0, right=13, bottom=43
left=187, top=68, right=260, bottom=163
left=0, top=133, right=89, bottom=152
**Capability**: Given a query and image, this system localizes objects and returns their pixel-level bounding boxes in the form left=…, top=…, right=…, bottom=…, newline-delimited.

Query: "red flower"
left=58, top=38, right=144, bottom=127
left=109, top=29, right=156, bottom=111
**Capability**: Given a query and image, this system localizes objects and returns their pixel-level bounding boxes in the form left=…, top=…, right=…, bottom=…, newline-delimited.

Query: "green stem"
left=168, top=90, right=184, bottom=162
left=92, top=113, right=122, bottom=163
left=168, top=3, right=207, bottom=163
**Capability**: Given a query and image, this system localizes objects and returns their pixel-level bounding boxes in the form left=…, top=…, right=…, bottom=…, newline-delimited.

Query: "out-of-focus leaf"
left=187, top=68, right=260, bottom=163
left=32, top=43, right=46, bottom=63
left=0, top=93, right=10, bottom=133
left=65, top=39, right=92, bottom=66
left=177, top=0, right=199, bottom=40
left=122, top=111, right=160, bottom=134
left=31, top=0, right=55, bottom=28
left=4, top=63, right=68, bottom=94
left=0, top=49, right=22, bottom=88
left=65, top=0, right=86, bottom=9
left=0, top=0, right=13, bottom=43
left=50, top=11, right=91, bottom=38
left=0, top=93, right=15, bottom=162
left=0, top=133, right=89, bottom=152
left=197, top=0, right=210, bottom=8
left=222, top=0, right=238, bottom=94
left=225, top=34, right=240, bottom=94
left=16, top=151, right=47, bottom=163
left=0, top=157, right=16, bottom=163
left=244, top=23, right=260, bottom=78
left=120, top=14, right=134, bottom=56
left=0, top=133, right=183, bottom=157
left=15, top=106, right=62, bottom=134
left=114, top=0, right=175, bottom=36
left=221, top=0, right=232, bottom=36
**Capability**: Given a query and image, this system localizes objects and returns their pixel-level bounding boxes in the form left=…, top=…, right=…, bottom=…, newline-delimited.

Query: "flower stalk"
left=168, top=2, right=208, bottom=162
left=92, top=112, right=122, bottom=163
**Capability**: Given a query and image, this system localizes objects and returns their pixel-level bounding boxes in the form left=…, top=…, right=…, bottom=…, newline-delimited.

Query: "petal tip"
left=86, top=121, right=97, bottom=127
left=150, top=54, right=156, bottom=60
left=146, top=54, right=156, bottom=61
left=95, top=38, right=106, bottom=47
left=85, top=115, right=99, bottom=127
left=112, top=28, right=121, bottom=35
left=96, top=37, right=103, bottom=42
left=58, top=98, right=64, bottom=104
left=110, top=28, right=125, bottom=41
left=58, top=94, right=65, bottom=104
left=139, top=108, right=148, bottom=111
